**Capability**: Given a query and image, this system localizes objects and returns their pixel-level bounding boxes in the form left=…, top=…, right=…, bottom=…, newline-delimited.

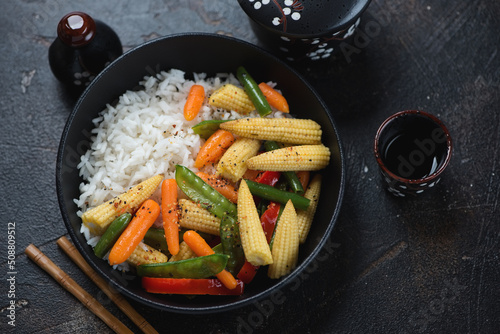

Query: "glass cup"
left=374, top=110, right=453, bottom=197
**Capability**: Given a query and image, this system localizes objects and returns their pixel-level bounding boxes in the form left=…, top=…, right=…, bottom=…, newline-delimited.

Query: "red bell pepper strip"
left=255, top=171, right=281, bottom=187
left=260, top=202, right=280, bottom=244
left=237, top=261, right=259, bottom=284
left=142, top=277, right=244, bottom=295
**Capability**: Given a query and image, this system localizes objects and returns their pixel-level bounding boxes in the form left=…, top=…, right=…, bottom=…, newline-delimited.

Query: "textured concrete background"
left=1, top=0, right=499, bottom=333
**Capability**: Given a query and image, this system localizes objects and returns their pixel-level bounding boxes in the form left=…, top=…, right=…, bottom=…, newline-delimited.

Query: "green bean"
left=236, top=66, right=272, bottom=117
left=136, top=254, right=229, bottom=278
left=93, top=213, right=132, bottom=258
left=264, top=141, right=305, bottom=194
left=244, top=179, right=310, bottom=211
left=175, top=165, right=237, bottom=218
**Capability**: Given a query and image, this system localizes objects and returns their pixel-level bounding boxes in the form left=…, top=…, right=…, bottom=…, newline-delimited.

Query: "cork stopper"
left=57, top=12, right=96, bottom=47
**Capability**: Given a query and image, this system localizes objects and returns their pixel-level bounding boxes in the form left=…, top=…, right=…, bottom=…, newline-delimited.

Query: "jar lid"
left=57, top=12, right=96, bottom=47
left=238, top=0, right=371, bottom=38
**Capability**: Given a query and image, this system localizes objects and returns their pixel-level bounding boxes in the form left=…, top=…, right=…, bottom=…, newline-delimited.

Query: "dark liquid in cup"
left=381, top=116, right=449, bottom=180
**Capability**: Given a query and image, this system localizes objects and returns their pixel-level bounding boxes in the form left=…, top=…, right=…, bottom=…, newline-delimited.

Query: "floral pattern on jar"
left=240, top=0, right=370, bottom=62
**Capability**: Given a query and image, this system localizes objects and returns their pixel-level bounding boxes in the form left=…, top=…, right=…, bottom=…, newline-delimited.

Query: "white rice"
left=75, top=69, right=286, bottom=250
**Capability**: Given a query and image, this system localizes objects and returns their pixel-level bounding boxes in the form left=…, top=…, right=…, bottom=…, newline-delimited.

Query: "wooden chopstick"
left=56, top=236, right=158, bottom=334
left=25, top=244, right=133, bottom=334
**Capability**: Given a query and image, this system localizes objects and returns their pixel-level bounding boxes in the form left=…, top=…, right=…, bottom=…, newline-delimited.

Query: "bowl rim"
left=56, top=32, right=345, bottom=313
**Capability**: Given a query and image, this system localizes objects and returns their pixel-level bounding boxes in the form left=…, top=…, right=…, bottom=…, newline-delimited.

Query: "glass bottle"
left=48, top=12, right=122, bottom=89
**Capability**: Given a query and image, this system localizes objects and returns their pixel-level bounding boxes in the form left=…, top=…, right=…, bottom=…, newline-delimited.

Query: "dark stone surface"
left=1, top=0, right=499, bottom=333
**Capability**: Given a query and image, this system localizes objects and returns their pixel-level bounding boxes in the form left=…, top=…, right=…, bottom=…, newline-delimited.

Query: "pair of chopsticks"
left=25, top=236, right=158, bottom=334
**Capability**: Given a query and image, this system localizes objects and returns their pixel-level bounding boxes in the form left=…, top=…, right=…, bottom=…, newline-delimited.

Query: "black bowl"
left=56, top=33, right=345, bottom=313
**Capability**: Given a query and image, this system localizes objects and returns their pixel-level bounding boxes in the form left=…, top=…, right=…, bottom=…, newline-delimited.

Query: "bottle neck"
left=57, top=12, right=96, bottom=47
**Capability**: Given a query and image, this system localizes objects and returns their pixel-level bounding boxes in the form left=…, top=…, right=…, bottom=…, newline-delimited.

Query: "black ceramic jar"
left=237, top=0, right=371, bottom=62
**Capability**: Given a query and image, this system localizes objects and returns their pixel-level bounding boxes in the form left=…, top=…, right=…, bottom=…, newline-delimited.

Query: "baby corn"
left=238, top=180, right=273, bottom=266
left=178, top=199, right=221, bottom=235
left=168, top=241, right=197, bottom=262
left=220, top=118, right=322, bottom=145
left=216, top=137, right=261, bottom=182
left=268, top=200, right=299, bottom=279
left=246, top=145, right=330, bottom=171
left=82, top=174, right=163, bottom=235
left=126, top=242, right=169, bottom=267
left=297, top=174, right=322, bottom=243
left=209, top=84, right=255, bottom=114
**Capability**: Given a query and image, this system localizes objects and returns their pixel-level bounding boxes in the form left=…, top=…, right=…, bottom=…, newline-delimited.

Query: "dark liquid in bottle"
left=382, top=119, right=448, bottom=180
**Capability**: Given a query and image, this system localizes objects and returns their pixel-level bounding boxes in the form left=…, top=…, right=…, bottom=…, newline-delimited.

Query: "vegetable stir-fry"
left=81, top=67, right=329, bottom=296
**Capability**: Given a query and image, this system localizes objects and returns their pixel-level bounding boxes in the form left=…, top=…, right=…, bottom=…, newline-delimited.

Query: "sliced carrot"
left=194, top=129, right=235, bottom=169
left=196, top=172, right=238, bottom=203
left=161, top=179, right=180, bottom=256
left=184, top=84, right=205, bottom=121
left=182, top=230, right=216, bottom=259
left=183, top=230, right=238, bottom=290
left=296, top=171, right=310, bottom=190
left=108, top=199, right=161, bottom=265
left=258, top=82, right=289, bottom=113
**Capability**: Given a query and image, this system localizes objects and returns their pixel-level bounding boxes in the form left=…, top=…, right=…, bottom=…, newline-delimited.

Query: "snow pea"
left=136, top=254, right=229, bottom=278
left=175, top=165, right=237, bottom=218
left=192, top=119, right=231, bottom=139
left=212, top=243, right=224, bottom=254
left=220, top=213, right=245, bottom=276
left=144, top=228, right=169, bottom=255
left=93, top=213, right=132, bottom=258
